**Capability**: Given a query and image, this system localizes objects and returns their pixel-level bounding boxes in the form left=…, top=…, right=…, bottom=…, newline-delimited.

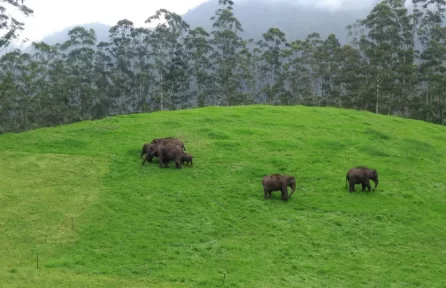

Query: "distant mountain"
left=182, top=0, right=375, bottom=44
left=6, top=0, right=379, bottom=56
left=20, top=22, right=111, bottom=54
left=38, top=22, right=111, bottom=45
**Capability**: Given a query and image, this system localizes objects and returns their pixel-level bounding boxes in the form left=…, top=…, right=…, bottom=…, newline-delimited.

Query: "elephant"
left=181, top=153, right=193, bottom=166
left=142, top=142, right=183, bottom=168
left=141, top=144, right=158, bottom=163
left=140, top=143, right=151, bottom=159
left=346, top=166, right=379, bottom=192
left=151, top=137, right=186, bottom=151
left=262, top=174, right=296, bottom=201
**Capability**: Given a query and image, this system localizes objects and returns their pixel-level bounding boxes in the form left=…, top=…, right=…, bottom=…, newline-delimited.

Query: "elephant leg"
left=281, top=182, right=289, bottom=200
left=264, top=188, right=270, bottom=199
left=158, top=153, right=164, bottom=168
left=175, top=155, right=182, bottom=169
left=148, top=155, right=153, bottom=163
left=281, top=185, right=289, bottom=200
left=349, top=182, right=355, bottom=192
left=361, top=183, right=365, bottom=191
left=365, top=181, right=371, bottom=192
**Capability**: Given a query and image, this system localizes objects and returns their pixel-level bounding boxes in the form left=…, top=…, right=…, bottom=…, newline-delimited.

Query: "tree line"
left=0, top=0, right=445, bottom=133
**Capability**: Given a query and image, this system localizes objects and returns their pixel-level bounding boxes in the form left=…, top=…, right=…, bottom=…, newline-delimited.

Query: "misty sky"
left=13, top=0, right=383, bottom=45
left=15, top=0, right=207, bottom=45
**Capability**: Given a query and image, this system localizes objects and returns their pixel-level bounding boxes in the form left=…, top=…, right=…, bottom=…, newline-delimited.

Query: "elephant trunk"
left=373, top=177, right=379, bottom=191
left=286, top=181, right=296, bottom=200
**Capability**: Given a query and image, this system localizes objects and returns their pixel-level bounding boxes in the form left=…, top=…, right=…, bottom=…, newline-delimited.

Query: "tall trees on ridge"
left=1, top=0, right=446, bottom=133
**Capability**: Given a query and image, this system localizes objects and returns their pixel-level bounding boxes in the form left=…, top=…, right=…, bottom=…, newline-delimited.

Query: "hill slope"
left=1, top=105, right=445, bottom=287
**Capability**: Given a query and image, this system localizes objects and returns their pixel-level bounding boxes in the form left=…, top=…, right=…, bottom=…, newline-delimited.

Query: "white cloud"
left=8, top=0, right=412, bottom=47
left=237, top=0, right=378, bottom=10
left=13, top=0, right=207, bottom=44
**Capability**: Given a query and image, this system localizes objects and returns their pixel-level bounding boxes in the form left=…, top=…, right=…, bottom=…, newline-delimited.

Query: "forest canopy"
left=0, top=0, right=445, bottom=133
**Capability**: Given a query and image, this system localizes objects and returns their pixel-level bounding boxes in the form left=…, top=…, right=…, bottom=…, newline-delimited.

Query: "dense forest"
left=0, top=0, right=445, bottom=133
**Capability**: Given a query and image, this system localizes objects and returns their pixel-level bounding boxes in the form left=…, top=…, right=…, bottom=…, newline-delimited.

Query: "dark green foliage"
left=1, top=0, right=446, bottom=133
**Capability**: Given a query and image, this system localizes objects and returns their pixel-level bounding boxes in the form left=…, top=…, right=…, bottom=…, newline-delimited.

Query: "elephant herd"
left=140, top=137, right=193, bottom=168
left=140, top=137, right=379, bottom=201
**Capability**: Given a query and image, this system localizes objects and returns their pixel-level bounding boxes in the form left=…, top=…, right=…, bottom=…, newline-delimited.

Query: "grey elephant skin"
left=346, top=166, right=379, bottom=192
left=262, top=174, right=297, bottom=201
left=142, top=142, right=184, bottom=168
left=140, top=137, right=185, bottom=160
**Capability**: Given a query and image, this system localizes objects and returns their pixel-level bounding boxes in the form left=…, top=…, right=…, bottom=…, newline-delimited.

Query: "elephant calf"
left=346, top=166, right=379, bottom=192
left=181, top=153, right=193, bottom=166
left=262, top=174, right=297, bottom=201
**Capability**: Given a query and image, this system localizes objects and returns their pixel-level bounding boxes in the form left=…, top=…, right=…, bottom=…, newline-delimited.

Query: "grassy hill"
left=1, top=105, right=445, bottom=287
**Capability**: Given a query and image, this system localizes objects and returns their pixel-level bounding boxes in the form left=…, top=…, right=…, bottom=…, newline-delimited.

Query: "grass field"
left=0, top=105, right=445, bottom=287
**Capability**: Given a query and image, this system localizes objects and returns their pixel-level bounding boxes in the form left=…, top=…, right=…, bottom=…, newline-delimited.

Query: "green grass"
left=1, top=105, right=445, bottom=287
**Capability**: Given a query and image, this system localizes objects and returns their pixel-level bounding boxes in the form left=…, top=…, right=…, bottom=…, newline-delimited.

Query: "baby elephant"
left=181, top=153, right=193, bottom=166
left=262, top=174, right=297, bottom=201
left=346, top=166, right=379, bottom=192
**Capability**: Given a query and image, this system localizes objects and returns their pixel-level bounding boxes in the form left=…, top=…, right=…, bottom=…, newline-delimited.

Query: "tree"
left=348, top=0, right=415, bottom=115
left=61, top=27, right=97, bottom=120
left=209, top=0, right=246, bottom=105
left=257, top=28, right=287, bottom=105
left=131, top=27, right=154, bottom=112
left=336, top=44, right=368, bottom=109
left=413, top=0, right=446, bottom=123
left=1, top=0, right=446, bottom=132
left=93, top=42, right=113, bottom=118
left=0, top=0, right=33, bottom=50
left=317, top=34, right=342, bottom=107
left=145, top=9, right=190, bottom=110
left=184, top=27, right=213, bottom=107
left=107, top=19, right=136, bottom=114
left=282, top=39, right=311, bottom=105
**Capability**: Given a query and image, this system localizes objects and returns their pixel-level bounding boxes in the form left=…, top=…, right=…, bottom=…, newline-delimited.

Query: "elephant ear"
left=149, top=144, right=158, bottom=153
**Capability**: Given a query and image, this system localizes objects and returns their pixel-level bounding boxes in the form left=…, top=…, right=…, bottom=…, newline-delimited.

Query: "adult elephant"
left=141, top=143, right=157, bottom=163
left=262, top=174, right=296, bottom=201
left=142, top=143, right=183, bottom=168
left=346, top=166, right=379, bottom=192
left=151, top=137, right=186, bottom=151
